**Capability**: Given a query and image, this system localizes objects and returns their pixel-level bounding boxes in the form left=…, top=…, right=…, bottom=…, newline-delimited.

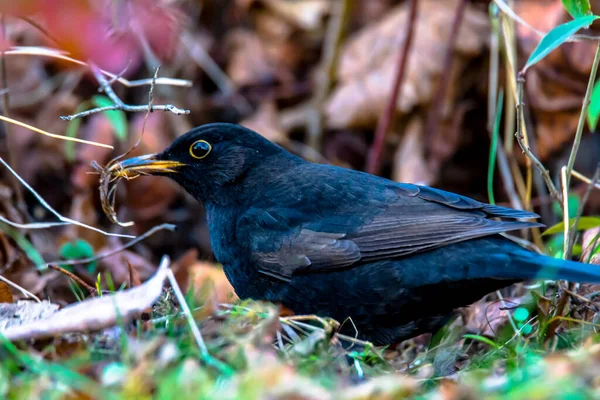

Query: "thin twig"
left=500, top=13, right=536, bottom=213
left=493, top=0, right=544, bottom=37
left=219, top=303, right=381, bottom=355
left=166, top=266, right=233, bottom=376
left=495, top=290, right=519, bottom=334
left=40, top=223, right=175, bottom=269
left=3, top=47, right=192, bottom=87
left=181, top=34, right=234, bottom=97
left=565, top=43, right=600, bottom=189
left=0, top=274, right=40, bottom=302
left=18, top=17, right=61, bottom=46
left=365, top=0, right=418, bottom=174
left=493, top=0, right=600, bottom=42
left=60, top=64, right=189, bottom=121
left=424, top=0, right=467, bottom=151
left=514, top=73, right=562, bottom=202
left=135, top=66, right=159, bottom=153
left=572, top=169, right=600, bottom=190
left=0, top=156, right=134, bottom=239
left=563, top=287, right=599, bottom=307
left=562, top=167, right=571, bottom=260
left=0, top=115, right=112, bottom=149
left=546, top=167, right=574, bottom=341
left=566, top=165, right=600, bottom=259
left=307, top=0, right=353, bottom=151
left=47, top=264, right=97, bottom=295
left=501, top=12, right=516, bottom=154
left=0, top=215, right=69, bottom=229
left=181, top=34, right=250, bottom=114
left=488, top=3, right=500, bottom=132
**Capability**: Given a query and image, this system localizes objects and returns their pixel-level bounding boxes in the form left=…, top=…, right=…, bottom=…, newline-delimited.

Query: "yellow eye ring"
left=190, top=140, right=212, bottom=159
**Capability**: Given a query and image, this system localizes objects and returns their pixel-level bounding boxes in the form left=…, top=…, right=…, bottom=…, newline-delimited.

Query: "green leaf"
left=562, top=0, right=592, bottom=18
left=92, top=95, right=128, bottom=141
left=463, top=334, right=500, bottom=349
left=588, top=79, right=600, bottom=131
left=513, top=307, right=529, bottom=323
left=525, top=15, right=599, bottom=71
left=59, top=239, right=96, bottom=272
left=520, top=323, right=533, bottom=335
left=542, top=216, right=600, bottom=236
left=488, top=90, right=504, bottom=205
left=552, top=193, right=580, bottom=218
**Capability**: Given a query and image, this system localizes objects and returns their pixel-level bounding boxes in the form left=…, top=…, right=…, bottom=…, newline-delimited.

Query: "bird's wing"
left=238, top=166, right=541, bottom=282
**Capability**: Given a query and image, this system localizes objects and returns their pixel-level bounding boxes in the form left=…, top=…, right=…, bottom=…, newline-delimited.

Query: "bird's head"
left=110, top=123, right=291, bottom=204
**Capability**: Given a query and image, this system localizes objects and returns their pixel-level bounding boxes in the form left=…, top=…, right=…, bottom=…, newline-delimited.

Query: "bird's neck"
left=205, top=152, right=305, bottom=207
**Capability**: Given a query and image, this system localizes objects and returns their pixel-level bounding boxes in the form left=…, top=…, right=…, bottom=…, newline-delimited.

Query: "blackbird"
left=113, top=123, right=600, bottom=345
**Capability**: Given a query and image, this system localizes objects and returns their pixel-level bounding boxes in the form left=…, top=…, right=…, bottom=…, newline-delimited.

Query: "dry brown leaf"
left=1, top=257, right=170, bottom=341
left=325, top=0, right=488, bottom=129
left=189, top=262, right=237, bottom=305
left=339, top=375, right=418, bottom=400
left=226, top=29, right=278, bottom=87
left=0, top=281, right=13, bottom=303
left=392, top=117, right=435, bottom=185
left=464, top=297, right=521, bottom=337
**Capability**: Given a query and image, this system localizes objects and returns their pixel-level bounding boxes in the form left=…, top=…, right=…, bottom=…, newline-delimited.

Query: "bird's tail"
left=502, top=243, right=600, bottom=283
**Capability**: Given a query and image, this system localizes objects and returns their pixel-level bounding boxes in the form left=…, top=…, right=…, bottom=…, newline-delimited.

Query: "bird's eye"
left=189, top=140, right=212, bottom=159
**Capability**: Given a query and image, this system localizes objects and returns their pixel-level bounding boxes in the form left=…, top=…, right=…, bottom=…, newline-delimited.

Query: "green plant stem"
left=565, top=42, right=600, bottom=190
left=488, top=90, right=504, bottom=205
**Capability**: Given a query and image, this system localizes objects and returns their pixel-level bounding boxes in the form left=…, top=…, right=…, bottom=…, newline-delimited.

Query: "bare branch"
left=514, top=74, right=562, bottom=202
left=47, top=264, right=97, bottom=295
left=366, top=0, right=418, bottom=174
left=572, top=169, right=600, bottom=190
left=307, top=0, right=353, bottom=150
left=60, top=64, right=189, bottom=121
left=41, top=223, right=176, bottom=269
left=0, top=156, right=134, bottom=238
left=3, top=47, right=192, bottom=87
left=0, top=215, right=69, bottom=229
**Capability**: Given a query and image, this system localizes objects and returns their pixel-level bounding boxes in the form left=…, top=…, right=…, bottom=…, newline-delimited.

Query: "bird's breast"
left=206, top=204, right=275, bottom=298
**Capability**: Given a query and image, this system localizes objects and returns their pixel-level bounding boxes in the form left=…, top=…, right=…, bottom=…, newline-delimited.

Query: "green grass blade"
left=463, top=334, right=500, bottom=349
left=488, top=89, right=504, bottom=205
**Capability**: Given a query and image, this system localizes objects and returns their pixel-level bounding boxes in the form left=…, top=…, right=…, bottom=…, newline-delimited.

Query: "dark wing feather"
left=238, top=164, right=541, bottom=281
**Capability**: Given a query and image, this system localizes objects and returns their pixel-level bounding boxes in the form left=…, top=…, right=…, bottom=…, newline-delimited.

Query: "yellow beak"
left=108, top=153, right=186, bottom=178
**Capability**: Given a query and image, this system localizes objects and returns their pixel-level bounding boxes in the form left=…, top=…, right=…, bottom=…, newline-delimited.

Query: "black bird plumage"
left=116, top=123, right=600, bottom=345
